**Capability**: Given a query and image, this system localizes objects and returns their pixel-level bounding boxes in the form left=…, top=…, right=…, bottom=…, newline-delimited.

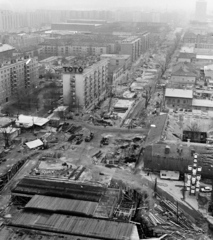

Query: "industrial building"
left=63, top=58, right=108, bottom=110
left=51, top=23, right=102, bottom=32
left=8, top=175, right=140, bottom=240
left=143, top=141, right=213, bottom=179
left=120, top=36, right=141, bottom=62
left=0, top=57, right=38, bottom=104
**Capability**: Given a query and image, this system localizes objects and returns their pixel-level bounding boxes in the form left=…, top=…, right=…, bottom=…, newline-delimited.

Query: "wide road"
left=67, top=119, right=149, bottom=135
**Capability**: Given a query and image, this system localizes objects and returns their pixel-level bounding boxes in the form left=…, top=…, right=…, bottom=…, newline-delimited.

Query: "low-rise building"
left=165, top=88, right=193, bottom=109
left=0, top=57, right=38, bottom=104
left=177, top=52, right=196, bottom=63
left=196, top=55, right=213, bottom=63
left=170, top=63, right=197, bottom=88
left=63, top=58, right=108, bottom=110
left=192, top=99, right=213, bottom=111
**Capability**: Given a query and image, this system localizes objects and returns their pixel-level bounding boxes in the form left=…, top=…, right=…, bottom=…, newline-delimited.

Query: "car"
left=186, top=109, right=192, bottom=112
left=201, top=186, right=212, bottom=192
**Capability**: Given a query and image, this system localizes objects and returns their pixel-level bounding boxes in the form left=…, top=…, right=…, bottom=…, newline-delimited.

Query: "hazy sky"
left=0, top=0, right=212, bottom=11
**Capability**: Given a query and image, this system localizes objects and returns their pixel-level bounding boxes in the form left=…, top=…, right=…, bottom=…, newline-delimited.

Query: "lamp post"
left=186, top=153, right=202, bottom=196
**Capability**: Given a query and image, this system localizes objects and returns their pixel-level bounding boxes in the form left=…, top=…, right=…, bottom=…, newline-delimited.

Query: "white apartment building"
left=63, top=59, right=108, bottom=110
left=0, top=57, right=38, bottom=104
left=100, top=54, right=131, bottom=71
left=120, top=36, right=141, bottom=62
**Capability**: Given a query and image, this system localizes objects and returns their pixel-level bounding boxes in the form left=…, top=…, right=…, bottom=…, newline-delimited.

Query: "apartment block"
left=120, top=36, right=141, bottom=62
left=63, top=58, right=108, bottom=110
left=0, top=57, right=38, bottom=104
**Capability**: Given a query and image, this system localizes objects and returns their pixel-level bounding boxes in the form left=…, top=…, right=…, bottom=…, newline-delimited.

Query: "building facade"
left=63, top=59, right=108, bottom=110
left=0, top=57, right=38, bottom=104
left=165, top=88, right=193, bottom=109
left=120, top=36, right=141, bottom=62
left=100, top=54, right=131, bottom=71
left=0, top=43, right=15, bottom=59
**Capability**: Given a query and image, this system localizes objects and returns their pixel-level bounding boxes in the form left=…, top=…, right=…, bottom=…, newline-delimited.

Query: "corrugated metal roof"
left=165, top=88, right=193, bottom=99
left=12, top=176, right=106, bottom=202
left=0, top=226, right=103, bottom=240
left=25, top=195, right=98, bottom=216
left=11, top=212, right=138, bottom=240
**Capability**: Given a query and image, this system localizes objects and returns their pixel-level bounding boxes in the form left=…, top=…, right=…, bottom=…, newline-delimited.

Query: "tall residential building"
left=0, top=57, right=38, bottom=104
left=195, top=0, right=207, bottom=22
left=63, top=58, right=108, bottom=110
left=120, top=36, right=141, bottom=62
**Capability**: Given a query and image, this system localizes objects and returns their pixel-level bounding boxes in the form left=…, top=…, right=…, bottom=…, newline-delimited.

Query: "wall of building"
left=171, top=76, right=196, bottom=85
left=165, top=97, right=192, bottom=109
left=178, top=58, right=191, bottom=63
left=0, top=57, right=38, bottom=104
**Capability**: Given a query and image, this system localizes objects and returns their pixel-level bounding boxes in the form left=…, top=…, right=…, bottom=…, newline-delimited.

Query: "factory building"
left=63, top=58, right=108, bottom=110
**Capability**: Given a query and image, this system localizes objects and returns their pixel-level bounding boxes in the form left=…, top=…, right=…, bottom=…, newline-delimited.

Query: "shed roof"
left=165, top=88, right=193, bottom=99
left=0, top=226, right=103, bottom=240
left=192, top=99, right=213, bottom=108
left=25, top=139, right=43, bottom=149
left=12, top=176, right=106, bottom=202
left=25, top=195, right=98, bottom=216
left=11, top=212, right=139, bottom=240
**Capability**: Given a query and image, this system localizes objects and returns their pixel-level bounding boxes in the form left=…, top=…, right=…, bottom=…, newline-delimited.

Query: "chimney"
left=165, top=145, right=170, bottom=154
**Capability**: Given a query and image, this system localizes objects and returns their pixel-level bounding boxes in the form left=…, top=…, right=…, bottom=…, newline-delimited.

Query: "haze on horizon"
left=0, top=0, right=212, bottom=12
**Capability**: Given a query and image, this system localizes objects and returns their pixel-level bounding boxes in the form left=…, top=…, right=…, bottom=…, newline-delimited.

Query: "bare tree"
left=142, top=86, right=152, bottom=109
left=187, top=122, right=200, bottom=132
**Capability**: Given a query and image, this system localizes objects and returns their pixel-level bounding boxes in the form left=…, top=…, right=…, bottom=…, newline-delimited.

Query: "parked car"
left=201, top=186, right=212, bottom=192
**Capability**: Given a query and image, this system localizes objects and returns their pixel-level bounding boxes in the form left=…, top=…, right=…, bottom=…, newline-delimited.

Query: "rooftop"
left=172, top=62, right=197, bottom=77
left=192, top=99, right=213, bottom=108
left=121, top=36, right=140, bottom=43
left=196, top=55, right=213, bottom=60
left=101, top=54, right=130, bottom=60
left=52, top=23, right=102, bottom=27
left=0, top=43, right=15, bottom=53
left=165, top=88, right=193, bottom=99
left=11, top=212, right=139, bottom=240
left=178, top=52, right=196, bottom=59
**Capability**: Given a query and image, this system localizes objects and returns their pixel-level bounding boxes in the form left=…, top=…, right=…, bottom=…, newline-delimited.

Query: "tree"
left=142, top=86, right=152, bottom=109
left=187, top=122, right=200, bottom=132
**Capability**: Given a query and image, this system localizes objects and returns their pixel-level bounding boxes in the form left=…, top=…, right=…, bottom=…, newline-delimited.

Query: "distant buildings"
left=0, top=57, right=38, bottom=104
left=100, top=54, right=131, bottom=71
left=51, top=23, right=102, bottom=32
left=120, top=36, right=141, bottom=62
left=63, top=58, right=108, bottom=110
left=0, top=43, right=15, bottom=59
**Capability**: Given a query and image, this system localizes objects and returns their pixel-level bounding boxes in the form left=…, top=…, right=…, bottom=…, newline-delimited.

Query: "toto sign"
left=63, top=66, right=83, bottom=74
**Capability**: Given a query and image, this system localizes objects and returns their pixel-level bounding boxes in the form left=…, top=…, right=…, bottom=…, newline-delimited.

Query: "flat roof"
left=165, top=88, right=193, bottom=99
left=192, top=99, right=213, bottom=108
left=196, top=55, right=213, bottom=60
